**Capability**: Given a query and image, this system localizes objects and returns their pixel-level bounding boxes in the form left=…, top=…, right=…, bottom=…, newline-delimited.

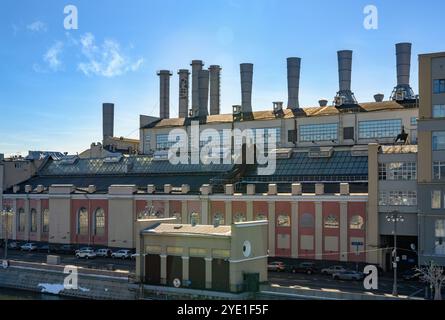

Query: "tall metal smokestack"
left=209, top=65, right=221, bottom=115
left=334, top=50, right=357, bottom=106
left=191, top=60, right=204, bottom=117
left=391, top=42, right=415, bottom=101
left=178, top=69, right=190, bottom=118
left=102, top=103, right=114, bottom=142
left=287, top=57, right=301, bottom=109
left=198, top=69, right=209, bottom=117
left=157, top=70, right=172, bottom=119
left=240, top=63, right=253, bottom=113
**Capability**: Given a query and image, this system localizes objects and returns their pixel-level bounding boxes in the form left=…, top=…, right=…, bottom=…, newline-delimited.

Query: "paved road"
left=0, top=248, right=136, bottom=272
left=268, top=271, right=426, bottom=298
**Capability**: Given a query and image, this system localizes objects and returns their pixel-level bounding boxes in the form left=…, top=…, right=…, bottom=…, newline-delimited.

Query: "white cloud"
left=43, top=41, right=64, bottom=71
left=77, top=32, right=144, bottom=77
left=27, top=20, right=47, bottom=33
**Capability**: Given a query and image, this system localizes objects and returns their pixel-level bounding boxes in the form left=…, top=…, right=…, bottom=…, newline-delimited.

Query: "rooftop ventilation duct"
left=178, top=69, right=190, bottom=118
left=157, top=70, right=172, bottom=119
left=287, top=57, right=301, bottom=109
left=318, top=99, right=328, bottom=107
left=240, top=63, right=253, bottom=113
left=391, top=42, right=415, bottom=101
left=102, top=103, right=114, bottom=142
left=374, top=93, right=384, bottom=102
left=198, top=70, right=209, bottom=117
left=209, top=65, right=221, bottom=115
left=190, top=60, right=204, bottom=117
left=334, top=50, right=357, bottom=107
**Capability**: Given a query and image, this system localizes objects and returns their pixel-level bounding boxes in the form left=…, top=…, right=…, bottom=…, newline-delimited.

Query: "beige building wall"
left=366, top=143, right=379, bottom=264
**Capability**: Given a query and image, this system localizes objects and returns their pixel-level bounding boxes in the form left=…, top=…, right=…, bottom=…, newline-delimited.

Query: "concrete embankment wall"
left=0, top=261, right=137, bottom=300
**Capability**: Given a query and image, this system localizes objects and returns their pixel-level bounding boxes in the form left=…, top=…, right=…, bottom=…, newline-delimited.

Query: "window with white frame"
left=378, top=162, right=417, bottom=181
left=433, top=162, right=445, bottom=180
left=77, top=207, right=89, bottom=235
left=379, top=191, right=417, bottom=206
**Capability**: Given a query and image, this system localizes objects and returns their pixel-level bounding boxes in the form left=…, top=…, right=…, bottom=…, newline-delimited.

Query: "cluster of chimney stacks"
left=157, top=61, right=222, bottom=120
left=153, top=42, right=415, bottom=120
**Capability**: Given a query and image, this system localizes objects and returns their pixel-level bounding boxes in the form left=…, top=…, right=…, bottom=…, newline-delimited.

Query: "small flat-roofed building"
left=135, top=219, right=268, bottom=292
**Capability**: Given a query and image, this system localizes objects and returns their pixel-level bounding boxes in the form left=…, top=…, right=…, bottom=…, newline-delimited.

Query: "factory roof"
left=142, top=100, right=416, bottom=129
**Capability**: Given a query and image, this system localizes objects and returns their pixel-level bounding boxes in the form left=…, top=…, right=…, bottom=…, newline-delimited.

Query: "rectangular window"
left=299, top=123, right=338, bottom=142
left=433, top=162, right=445, bottom=180
left=433, top=105, right=445, bottom=118
left=343, top=127, right=354, bottom=140
left=411, top=129, right=418, bottom=144
left=432, top=190, right=442, bottom=209
left=379, top=191, right=417, bottom=206
left=358, top=119, right=402, bottom=139
left=410, top=117, right=417, bottom=126
left=432, top=131, right=445, bottom=150
left=435, top=220, right=445, bottom=255
left=433, top=79, right=445, bottom=94
left=378, top=162, right=417, bottom=181
left=288, top=129, right=297, bottom=143
left=234, top=128, right=281, bottom=148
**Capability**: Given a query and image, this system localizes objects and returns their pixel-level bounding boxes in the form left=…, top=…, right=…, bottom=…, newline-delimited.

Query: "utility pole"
left=386, top=211, right=404, bottom=297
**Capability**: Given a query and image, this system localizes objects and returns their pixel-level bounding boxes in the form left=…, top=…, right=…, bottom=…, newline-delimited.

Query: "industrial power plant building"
left=1, top=43, right=445, bottom=274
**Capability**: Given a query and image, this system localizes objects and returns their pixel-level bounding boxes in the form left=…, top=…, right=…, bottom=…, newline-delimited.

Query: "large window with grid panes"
left=379, top=191, right=417, bottom=206
left=358, top=119, right=402, bottom=139
left=299, top=123, right=338, bottom=142
left=378, top=162, right=417, bottom=181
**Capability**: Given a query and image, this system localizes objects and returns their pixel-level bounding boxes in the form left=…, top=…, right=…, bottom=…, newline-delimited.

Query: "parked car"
left=37, top=244, right=51, bottom=253
left=267, top=261, right=286, bottom=272
left=75, top=247, right=94, bottom=254
left=321, top=265, right=347, bottom=275
left=7, top=241, right=19, bottom=250
left=96, top=248, right=112, bottom=258
left=402, top=269, right=421, bottom=281
left=75, top=249, right=97, bottom=259
left=56, top=244, right=76, bottom=255
left=20, top=243, right=38, bottom=251
left=131, top=253, right=140, bottom=260
left=111, top=249, right=132, bottom=259
left=332, top=270, right=364, bottom=281
left=291, top=262, right=317, bottom=275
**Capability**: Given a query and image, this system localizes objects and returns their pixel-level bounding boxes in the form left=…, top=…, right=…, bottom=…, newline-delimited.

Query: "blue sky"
left=1, top=0, right=444, bottom=156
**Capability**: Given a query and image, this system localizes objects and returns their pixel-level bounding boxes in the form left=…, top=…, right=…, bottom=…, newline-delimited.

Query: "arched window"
left=277, top=214, right=291, bottom=227
left=17, top=208, right=25, bottom=232
left=350, top=215, right=364, bottom=230
left=233, top=213, right=246, bottom=223
left=324, top=215, right=339, bottom=228
left=77, top=207, right=89, bottom=235
left=300, top=213, right=314, bottom=228
left=190, top=212, right=200, bottom=224
left=172, top=212, right=181, bottom=222
left=30, top=209, right=37, bottom=232
left=256, top=213, right=267, bottom=221
left=94, top=208, right=105, bottom=236
left=213, top=213, right=225, bottom=225
left=42, top=209, right=50, bottom=233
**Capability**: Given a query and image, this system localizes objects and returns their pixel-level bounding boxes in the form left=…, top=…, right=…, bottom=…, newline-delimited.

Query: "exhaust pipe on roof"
left=178, top=69, right=190, bottom=118
left=198, top=69, right=209, bottom=117
left=334, top=50, right=357, bottom=107
left=157, top=70, right=172, bottom=119
left=240, top=63, right=253, bottom=113
left=190, top=60, right=204, bottom=117
left=209, top=65, right=221, bottom=115
left=102, top=103, right=114, bottom=142
left=391, top=42, right=415, bottom=101
left=287, top=57, right=301, bottom=109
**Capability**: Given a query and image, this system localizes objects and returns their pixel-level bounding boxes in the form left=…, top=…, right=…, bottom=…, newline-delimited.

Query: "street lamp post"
left=386, top=211, right=404, bottom=297
left=1, top=207, right=14, bottom=260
